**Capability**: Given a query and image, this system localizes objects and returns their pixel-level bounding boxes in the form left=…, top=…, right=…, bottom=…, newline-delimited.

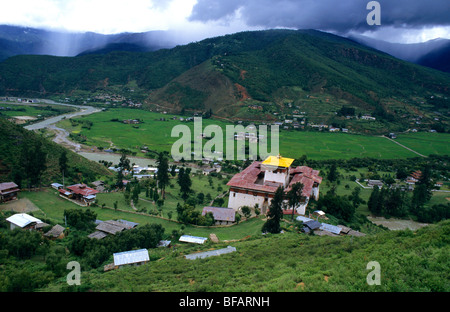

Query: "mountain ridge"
left=0, top=29, right=448, bottom=132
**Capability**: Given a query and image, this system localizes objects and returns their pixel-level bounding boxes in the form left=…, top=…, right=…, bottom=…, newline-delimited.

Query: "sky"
left=0, top=0, right=449, bottom=44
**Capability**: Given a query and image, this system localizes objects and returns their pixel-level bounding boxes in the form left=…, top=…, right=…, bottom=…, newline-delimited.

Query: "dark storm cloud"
left=189, top=0, right=450, bottom=33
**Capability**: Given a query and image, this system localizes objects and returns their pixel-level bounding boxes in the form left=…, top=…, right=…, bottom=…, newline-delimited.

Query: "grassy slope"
left=42, top=219, right=450, bottom=292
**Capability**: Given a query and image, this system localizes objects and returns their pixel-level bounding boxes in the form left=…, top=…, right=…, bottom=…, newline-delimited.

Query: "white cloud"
left=360, top=25, right=450, bottom=43
left=0, top=0, right=198, bottom=34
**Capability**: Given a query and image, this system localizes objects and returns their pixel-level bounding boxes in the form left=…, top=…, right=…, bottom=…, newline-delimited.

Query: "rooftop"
left=262, top=155, right=294, bottom=168
left=202, top=207, right=235, bottom=222
left=227, top=161, right=322, bottom=197
left=113, top=249, right=149, bottom=266
left=6, top=213, right=42, bottom=228
left=67, top=184, right=99, bottom=197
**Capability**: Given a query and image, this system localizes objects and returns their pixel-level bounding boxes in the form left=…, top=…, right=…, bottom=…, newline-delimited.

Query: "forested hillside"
left=0, top=118, right=111, bottom=187
left=0, top=29, right=448, bottom=128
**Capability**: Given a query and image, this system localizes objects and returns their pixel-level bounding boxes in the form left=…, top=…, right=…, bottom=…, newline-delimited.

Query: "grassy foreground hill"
left=0, top=29, right=449, bottom=132
left=44, top=219, right=450, bottom=292
left=0, top=118, right=111, bottom=186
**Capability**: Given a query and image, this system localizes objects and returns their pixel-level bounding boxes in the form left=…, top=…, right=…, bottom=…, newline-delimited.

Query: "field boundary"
left=383, top=136, right=427, bottom=158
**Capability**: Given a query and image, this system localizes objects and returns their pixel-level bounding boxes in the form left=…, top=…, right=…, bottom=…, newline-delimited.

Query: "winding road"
left=24, top=100, right=101, bottom=152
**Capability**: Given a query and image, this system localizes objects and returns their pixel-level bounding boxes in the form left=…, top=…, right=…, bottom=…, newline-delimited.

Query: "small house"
left=6, top=213, right=43, bottom=231
left=67, top=184, right=99, bottom=206
left=112, top=249, right=149, bottom=269
left=368, top=180, right=383, bottom=188
left=303, top=220, right=321, bottom=233
left=88, top=219, right=137, bottom=239
left=0, top=182, right=20, bottom=202
left=202, top=207, right=235, bottom=225
left=44, top=224, right=65, bottom=240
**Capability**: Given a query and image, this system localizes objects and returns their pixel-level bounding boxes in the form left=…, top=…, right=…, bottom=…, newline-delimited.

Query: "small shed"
left=113, top=249, right=149, bottom=268
left=44, top=224, right=65, bottom=239
left=179, top=235, right=208, bottom=244
left=157, top=240, right=172, bottom=248
left=303, top=220, right=321, bottom=230
left=185, top=246, right=237, bottom=260
left=319, top=223, right=342, bottom=235
left=51, top=183, right=64, bottom=190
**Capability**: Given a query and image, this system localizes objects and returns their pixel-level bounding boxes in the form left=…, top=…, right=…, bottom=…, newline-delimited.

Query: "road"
left=23, top=99, right=101, bottom=152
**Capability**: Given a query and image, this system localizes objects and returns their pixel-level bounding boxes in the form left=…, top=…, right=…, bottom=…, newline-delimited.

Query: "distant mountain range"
left=349, top=34, right=450, bottom=73
left=0, top=25, right=177, bottom=60
left=0, top=27, right=448, bottom=133
left=1, top=25, right=449, bottom=73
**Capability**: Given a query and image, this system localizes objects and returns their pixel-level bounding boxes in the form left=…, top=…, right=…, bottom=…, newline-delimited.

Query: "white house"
left=227, top=155, right=322, bottom=215
left=6, top=213, right=44, bottom=230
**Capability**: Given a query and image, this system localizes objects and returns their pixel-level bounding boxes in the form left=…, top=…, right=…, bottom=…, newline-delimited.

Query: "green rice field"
left=57, top=108, right=448, bottom=160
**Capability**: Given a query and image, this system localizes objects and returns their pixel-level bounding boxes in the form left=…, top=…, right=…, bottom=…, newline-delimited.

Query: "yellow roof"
left=262, top=155, right=294, bottom=168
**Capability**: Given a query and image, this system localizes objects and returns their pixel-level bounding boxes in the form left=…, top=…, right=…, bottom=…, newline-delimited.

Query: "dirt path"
left=383, top=136, right=427, bottom=158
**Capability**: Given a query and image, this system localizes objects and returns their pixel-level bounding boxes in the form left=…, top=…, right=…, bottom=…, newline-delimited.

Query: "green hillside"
left=0, top=29, right=449, bottom=132
left=43, top=219, right=450, bottom=292
left=0, top=118, right=112, bottom=186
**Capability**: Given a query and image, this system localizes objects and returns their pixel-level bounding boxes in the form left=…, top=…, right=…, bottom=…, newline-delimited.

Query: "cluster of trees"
left=176, top=203, right=215, bottom=226
left=64, top=208, right=97, bottom=231
left=368, top=165, right=450, bottom=223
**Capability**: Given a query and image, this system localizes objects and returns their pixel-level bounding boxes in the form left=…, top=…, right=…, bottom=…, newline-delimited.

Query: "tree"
left=368, top=186, right=381, bottom=215
left=116, top=170, right=124, bottom=189
left=132, top=185, right=140, bottom=205
left=287, top=182, right=304, bottom=220
left=349, top=187, right=364, bottom=209
left=64, top=208, right=97, bottom=231
left=178, top=167, right=192, bottom=200
left=170, top=164, right=177, bottom=177
left=118, top=153, right=131, bottom=171
left=241, top=206, right=252, bottom=219
left=156, top=152, right=170, bottom=199
left=262, top=186, right=284, bottom=234
left=21, top=140, right=47, bottom=189
left=59, top=150, right=68, bottom=184
left=327, top=163, right=339, bottom=183
left=317, top=190, right=355, bottom=222
left=411, top=165, right=433, bottom=216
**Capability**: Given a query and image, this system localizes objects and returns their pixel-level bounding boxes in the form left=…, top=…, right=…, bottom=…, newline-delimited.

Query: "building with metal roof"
left=185, top=246, right=237, bottom=260
left=179, top=235, right=208, bottom=244
left=319, top=223, right=342, bottom=235
left=202, top=207, right=235, bottom=225
left=113, top=249, right=149, bottom=268
left=6, top=213, right=43, bottom=230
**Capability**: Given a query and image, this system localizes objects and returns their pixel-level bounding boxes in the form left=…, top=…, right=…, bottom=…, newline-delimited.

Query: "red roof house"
left=226, top=156, right=322, bottom=215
